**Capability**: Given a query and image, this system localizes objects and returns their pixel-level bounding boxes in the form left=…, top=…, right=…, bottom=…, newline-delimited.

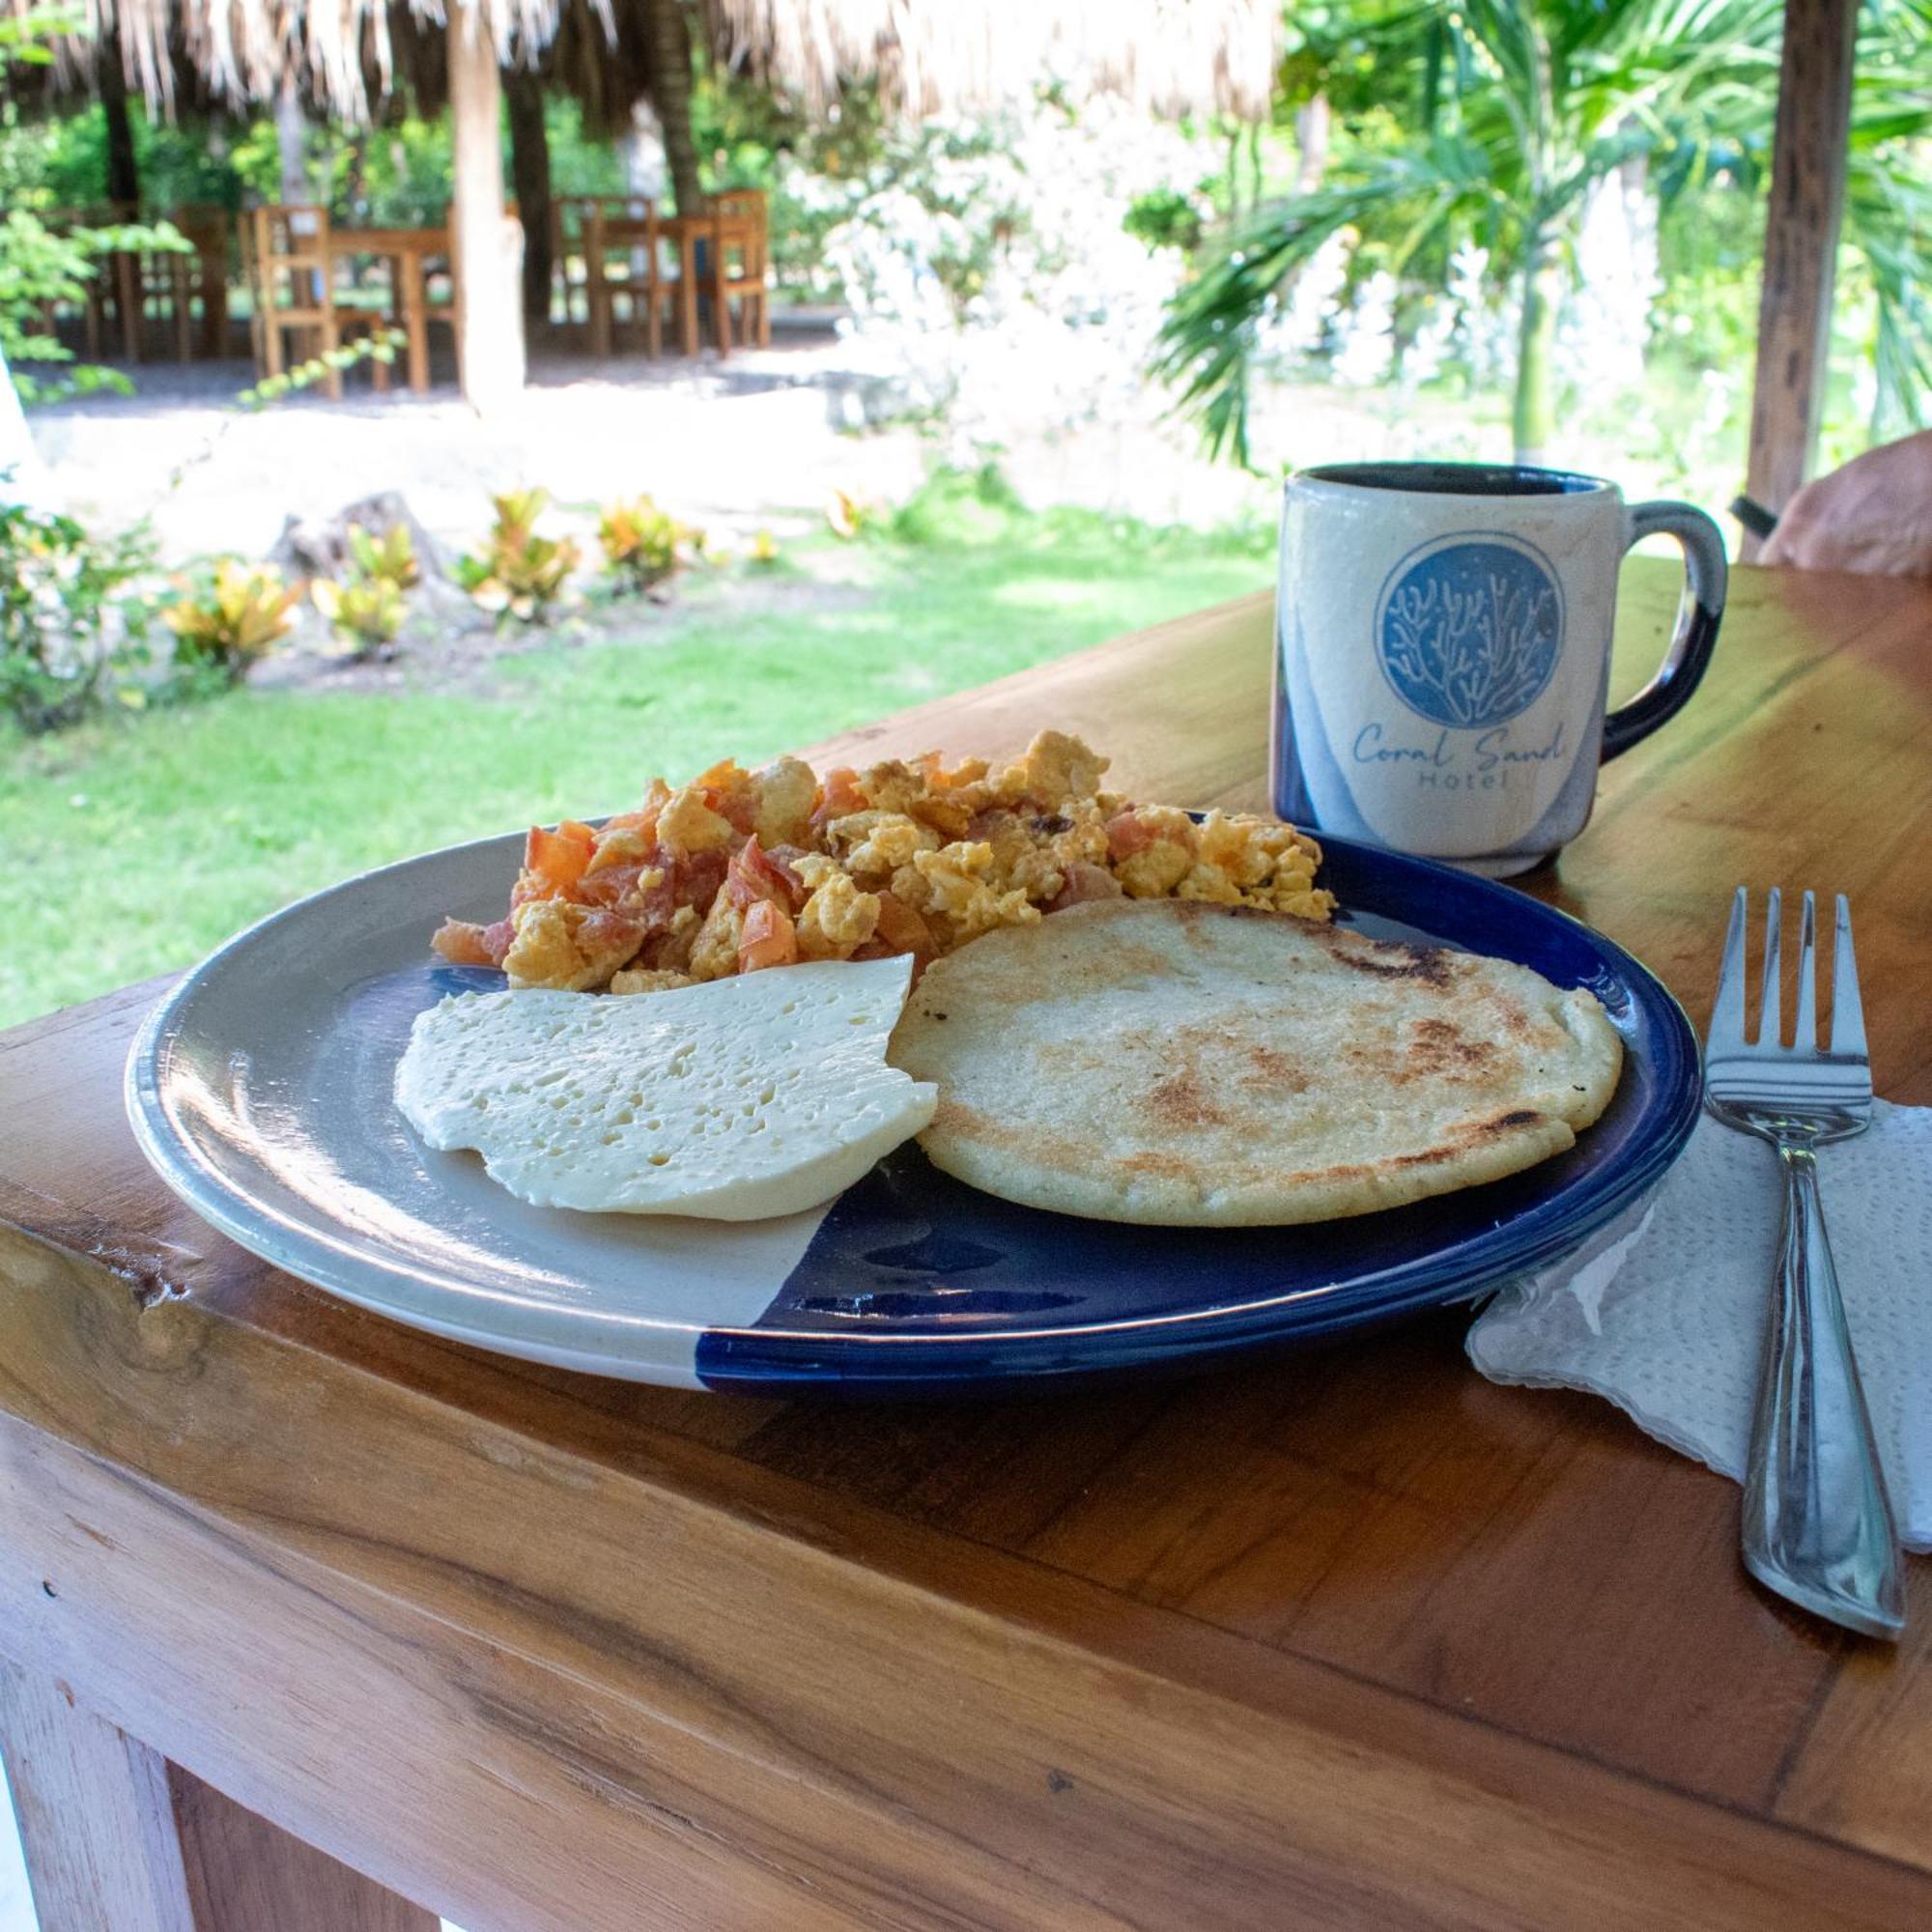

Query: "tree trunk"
left=0, top=344, right=54, bottom=507
left=275, top=77, right=306, bottom=203
left=448, top=18, right=526, bottom=412
left=1294, top=96, right=1330, bottom=196
left=1513, top=233, right=1561, bottom=466
left=505, top=71, right=554, bottom=322
left=99, top=51, right=139, bottom=208
left=643, top=0, right=704, bottom=214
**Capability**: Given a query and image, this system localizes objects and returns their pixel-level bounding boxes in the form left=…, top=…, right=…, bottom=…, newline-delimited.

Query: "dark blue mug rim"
left=1295, top=460, right=1611, bottom=498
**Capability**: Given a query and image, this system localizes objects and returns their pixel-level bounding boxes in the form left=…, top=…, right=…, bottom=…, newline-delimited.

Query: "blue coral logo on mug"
left=1273, top=463, right=1728, bottom=877
left=1376, top=535, right=1564, bottom=730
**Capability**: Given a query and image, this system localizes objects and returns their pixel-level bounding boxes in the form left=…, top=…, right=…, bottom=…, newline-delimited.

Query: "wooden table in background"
left=3, top=560, right=1932, bottom=1930
left=331, top=226, right=451, bottom=394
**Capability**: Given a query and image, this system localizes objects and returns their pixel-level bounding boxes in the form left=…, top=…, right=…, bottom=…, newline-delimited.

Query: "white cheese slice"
left=395, top=955, right=935, bottom=1221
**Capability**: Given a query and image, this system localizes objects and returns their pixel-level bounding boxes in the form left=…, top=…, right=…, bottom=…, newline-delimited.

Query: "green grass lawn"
left=1, top=497, right=1269, bottom=1028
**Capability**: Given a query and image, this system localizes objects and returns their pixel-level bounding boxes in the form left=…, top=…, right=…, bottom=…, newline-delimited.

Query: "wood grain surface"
left=0, top=1662, right=434, bottom=1931
left=2, top=558, right=1930, bottom=1930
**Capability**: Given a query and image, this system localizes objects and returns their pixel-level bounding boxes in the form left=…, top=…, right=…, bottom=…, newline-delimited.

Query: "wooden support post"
left=505, top=68, right=554, bottom=323
left=1744, top=0, right=1859, bottom=551
left=448, top=14, right=526, bottom=412
left=0, top=1661, right=435, bottom=1931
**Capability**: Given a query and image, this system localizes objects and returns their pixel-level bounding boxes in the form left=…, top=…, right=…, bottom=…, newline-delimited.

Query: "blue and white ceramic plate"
left=128, top=830, right=1700, bottom=1394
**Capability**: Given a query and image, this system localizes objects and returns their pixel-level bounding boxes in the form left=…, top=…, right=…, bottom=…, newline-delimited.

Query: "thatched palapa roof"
left=26, top=0, right=1276, bottom=125
left=711, top=0, right=1280, bottom=123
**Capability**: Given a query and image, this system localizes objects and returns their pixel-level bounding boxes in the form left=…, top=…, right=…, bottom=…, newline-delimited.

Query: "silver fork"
left=1706, top=888, right=1904, bottom=1638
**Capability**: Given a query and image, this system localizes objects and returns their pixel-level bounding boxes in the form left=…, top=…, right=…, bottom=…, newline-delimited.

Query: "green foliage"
left=14, top=101, right=242, bottom=213
left=311, top=572, right=406, bottom=652
left=457, top=489, right=582, bottom=626
left=691, top=63, right=888, bottom=298
left=0, top=202, right=191, bottom=406
left=311, top=522, right=419, bottom=654
left=347, top=522, right=420, bottom=589
left=0, top=8, right=194, bottom=406
left=1155, top=0, right=1932, bottom=466
left=0, top=498, right=155, bottom=732
left=1124, top=187, right=1206, bottom=256
left=161, top=561, right=298, bottom=681
left=597, top=496, right=701, bottom=593
left=886, top=465, right=1028, bottom=546
left=236, top=327, right=403, bottom=410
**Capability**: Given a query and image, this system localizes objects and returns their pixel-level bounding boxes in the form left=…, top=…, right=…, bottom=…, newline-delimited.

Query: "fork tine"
left=1758, top=886, right=1783, bottom=1047
left=1794, top=891, right=1818, bottom=1050
left=1831, top=894, right=1869, bottom=1061
left=1710, top=886, right=1748, bottom=1049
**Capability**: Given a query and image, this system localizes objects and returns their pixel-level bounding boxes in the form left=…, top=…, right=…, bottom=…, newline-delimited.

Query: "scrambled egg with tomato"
left=432, top=731, right=1335, bottom=992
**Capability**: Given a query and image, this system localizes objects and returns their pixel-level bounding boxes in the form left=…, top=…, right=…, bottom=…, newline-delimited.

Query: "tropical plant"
left=350, top=521, right=419, bottom=589
left=456, top=489, right=581, bottom=625
left=0, top=498, right=155, bottom=731
left=311, top=571, right=407, bottom=652
left=310, top=524, right=418, bottom=653
left=597, top=496, right=701, bottom=593
left=1154, top=0, right=1932, bottom=466
left=0, top=10, right=192, bottom=406
left=161, top=561, right=298, bottom=680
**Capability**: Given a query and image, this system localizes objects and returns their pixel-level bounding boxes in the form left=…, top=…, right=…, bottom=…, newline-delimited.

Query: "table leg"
left=400, top=257, right=429, bottom=394
left=202, top=256, right=227, bottom=359
left=0, top=1661, right=436, bottom=1932
left=680, top=231, right=698, bottom=356
left=115, top=253, right=141, bottom=362
left=587, top=245, right=611, bottom=358
left=172, top=259, right=192, bottom=365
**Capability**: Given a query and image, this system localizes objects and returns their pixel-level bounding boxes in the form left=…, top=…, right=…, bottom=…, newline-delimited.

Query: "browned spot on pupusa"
left=1331, top=942, right=1454, bottom=988
left=1146, top=1068, right=1229, bottom=1129
left=1406, top=1017, right=1498, bottom=1077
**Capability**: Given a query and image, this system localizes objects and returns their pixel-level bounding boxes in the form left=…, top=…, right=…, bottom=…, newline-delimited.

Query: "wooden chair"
left=242, top=206, right=389, bottom=399
left=707, top=204, right=770, bottom=356
left=584, top=198, right=679, bottom=358
left=550, top=196, right=599, bottom=334
left=49, top=203, right=142, bottom=361
left=166, top=205, right=234, bottom=360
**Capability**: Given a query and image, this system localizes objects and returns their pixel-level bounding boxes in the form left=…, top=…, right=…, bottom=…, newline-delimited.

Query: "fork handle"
left=1742, top=1143, right=1905, bottom=1638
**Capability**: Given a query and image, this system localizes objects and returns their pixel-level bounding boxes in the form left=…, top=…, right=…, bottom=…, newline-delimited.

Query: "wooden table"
left=330, top=227, right=452, bottom=395
left=3, top=560, right=1931, bottom=1930
left=582, top=213, right=705, bottom=361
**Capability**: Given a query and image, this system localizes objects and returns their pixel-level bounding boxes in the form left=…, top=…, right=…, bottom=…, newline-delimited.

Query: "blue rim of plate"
left=689, top=835, right=1702, bottom=1392
left=125, top=827, right=1701, bottom=1397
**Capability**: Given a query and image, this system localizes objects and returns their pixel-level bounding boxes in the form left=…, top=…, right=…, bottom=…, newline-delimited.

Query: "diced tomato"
left=1105, top=810, right=1159, bottom=860
left=870, top=890, right=936, bottom=963
left=524, top=821, right=596, bottom=896
left=432, top=919, right=496, bottom=967
left=672, top=846, right=729, bottom=911
left=579, top=907, right=649, bottom=961
left=576, top=862, right=643, bottom=907
left=812, top=765, right=864, bottom=826
left=1048, top=862, right=1123, bottom=911
left=432, top=918, right=515, bottom=967
left=737, top=899, right=798, bottom=973
left=724, top=837, right=806, bottom=912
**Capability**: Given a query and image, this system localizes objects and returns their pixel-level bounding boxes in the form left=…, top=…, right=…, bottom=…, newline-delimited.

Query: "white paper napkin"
left=1466, top=1099, right=1932, bottom=1552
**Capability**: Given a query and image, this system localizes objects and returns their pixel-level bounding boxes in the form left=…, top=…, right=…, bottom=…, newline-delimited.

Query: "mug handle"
left=1602, top=500, right=1728, bottom=759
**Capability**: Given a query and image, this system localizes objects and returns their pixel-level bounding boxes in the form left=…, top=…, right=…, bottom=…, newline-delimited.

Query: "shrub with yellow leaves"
left=161, top=561, right=298, bottom=682
left=456, top=489, right=582, bottom=626
left=597, top=496, right=704, bottom=594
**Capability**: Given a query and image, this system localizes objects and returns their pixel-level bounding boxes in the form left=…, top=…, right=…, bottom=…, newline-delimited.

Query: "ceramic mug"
left=1271, top=462, right=1727, bottom=877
